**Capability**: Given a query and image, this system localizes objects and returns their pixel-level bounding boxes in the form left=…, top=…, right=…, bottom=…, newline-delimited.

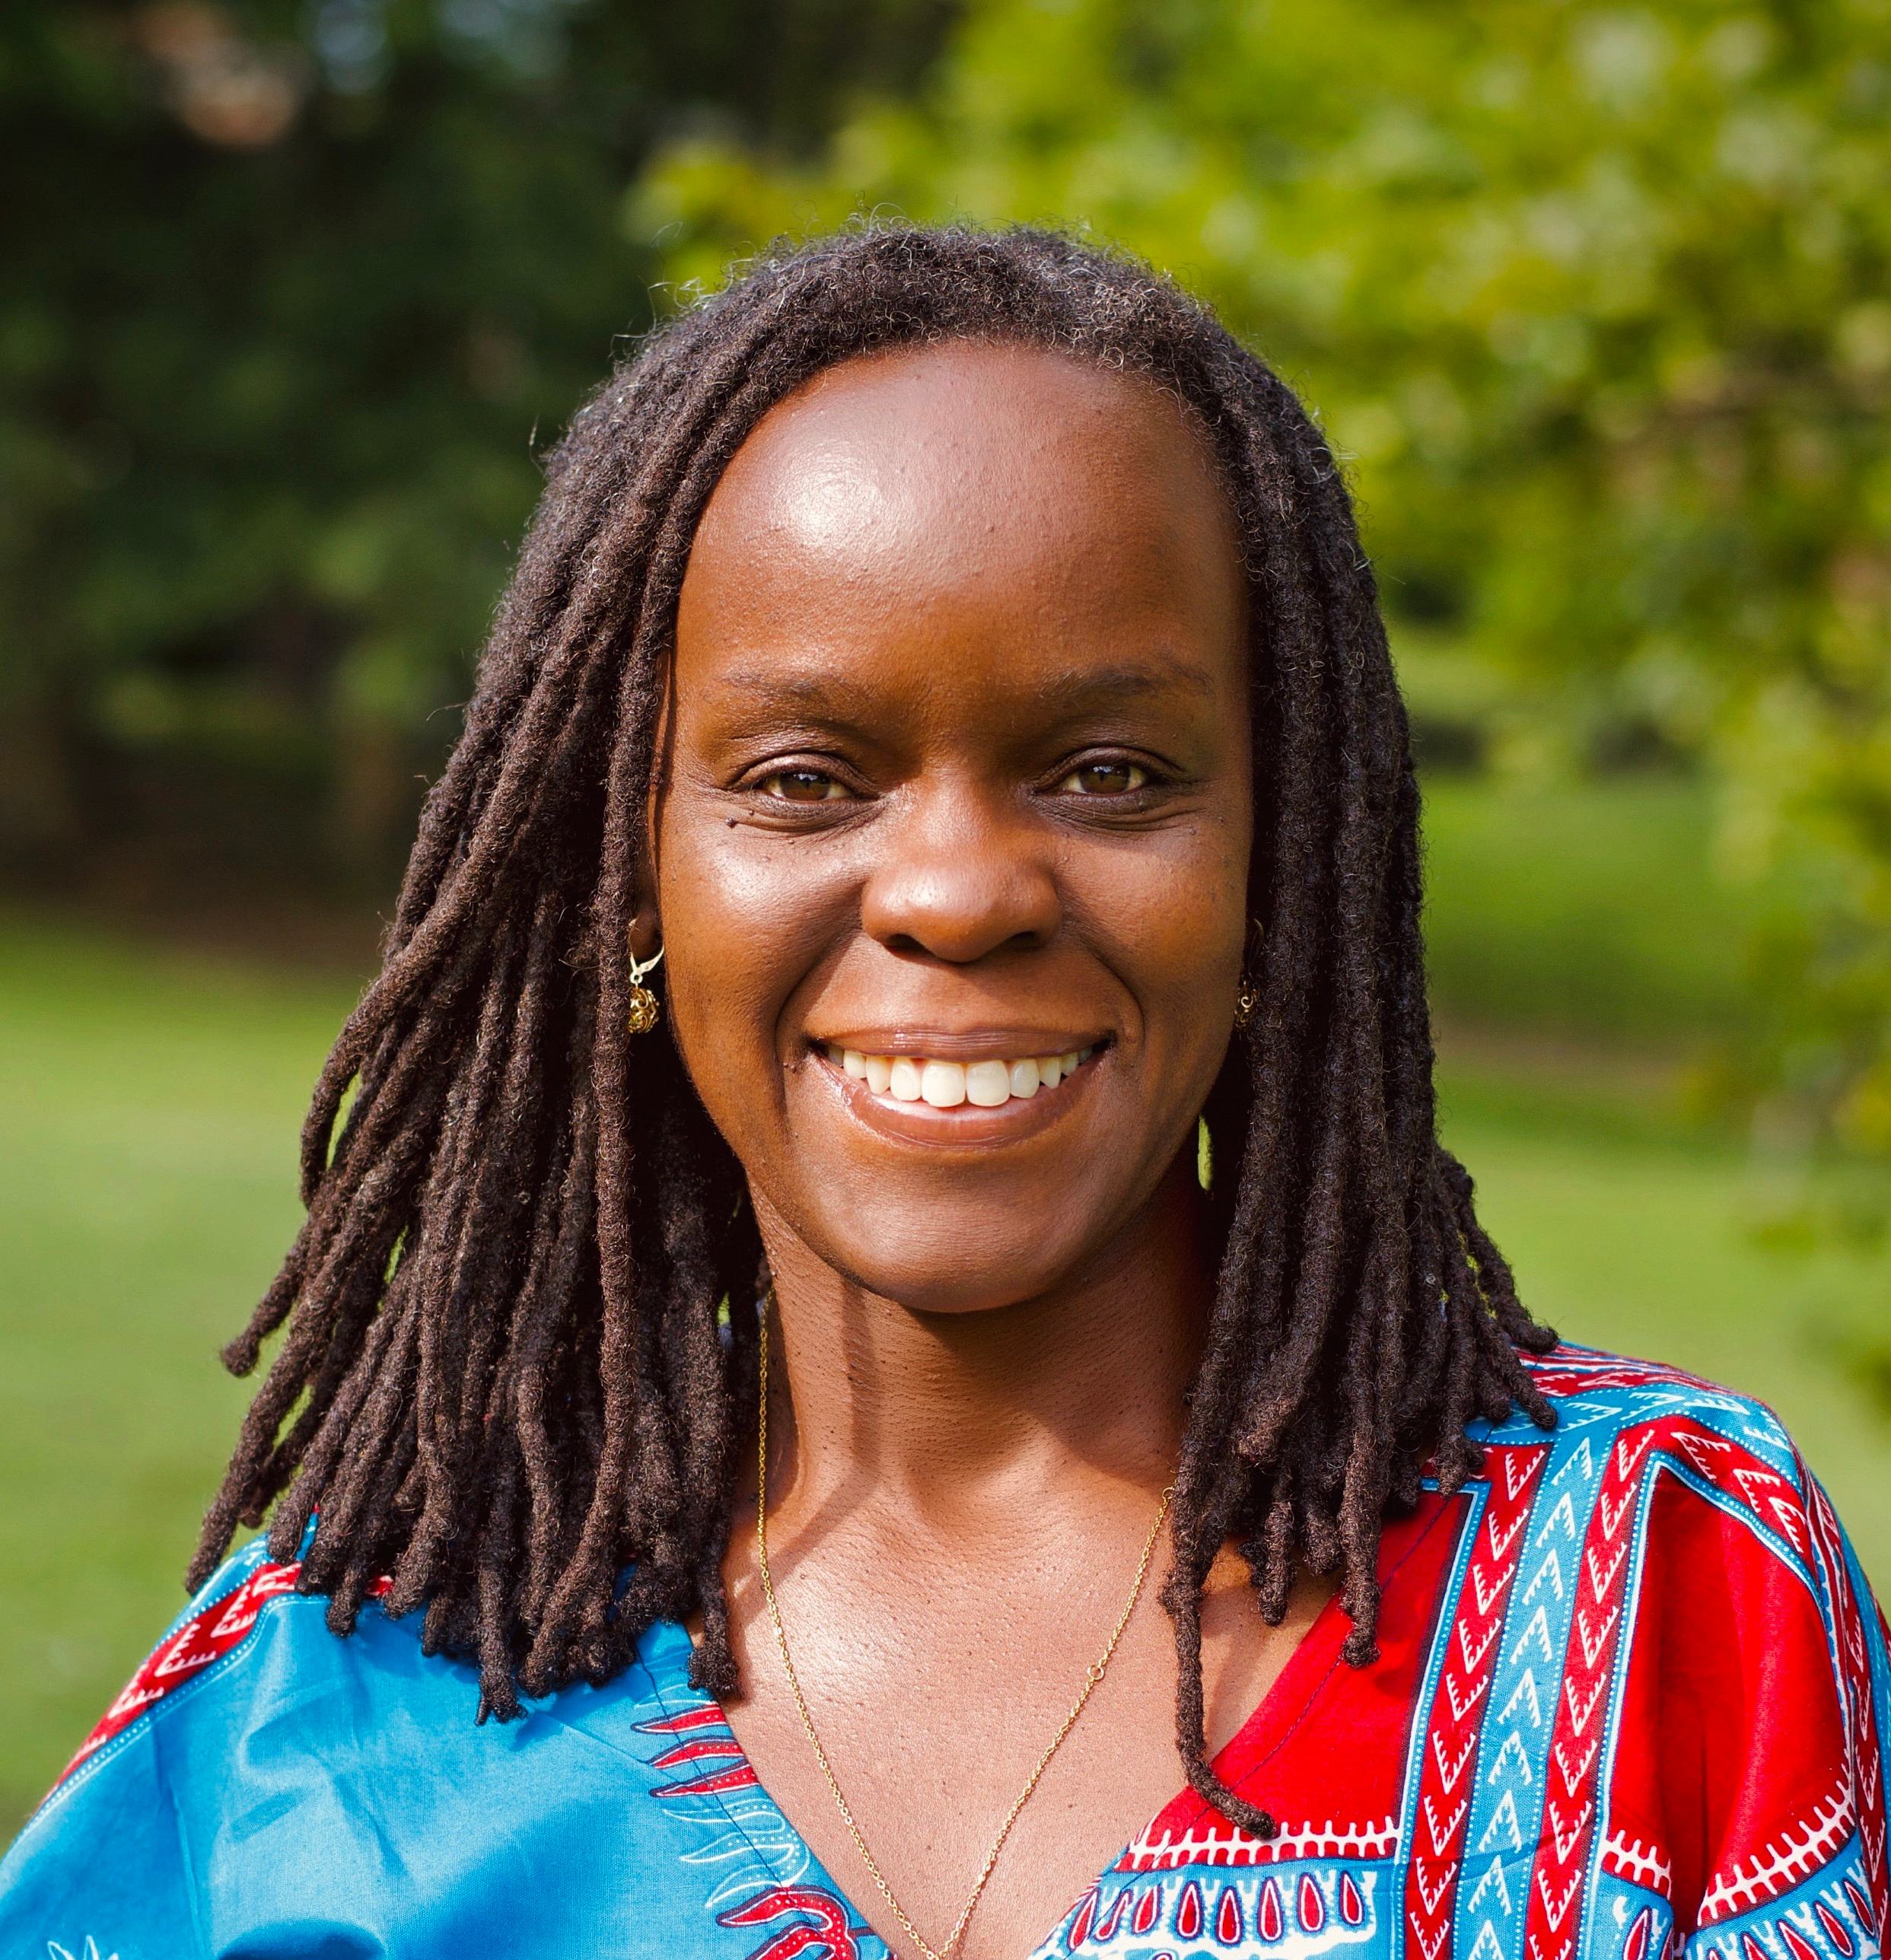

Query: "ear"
left=634, top=698, right=673, bottom=969
left=628, top=847, right=661, bottom=967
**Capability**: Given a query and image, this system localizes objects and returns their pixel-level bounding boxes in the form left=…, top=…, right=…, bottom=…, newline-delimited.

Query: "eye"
left=756, top=767, right=855, bottom=803
left=1054, top=759, right=1151, bottom=797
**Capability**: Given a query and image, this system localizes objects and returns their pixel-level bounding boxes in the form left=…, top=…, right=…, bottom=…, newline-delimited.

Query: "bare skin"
left=648, top=343, right=1335, bottom=1960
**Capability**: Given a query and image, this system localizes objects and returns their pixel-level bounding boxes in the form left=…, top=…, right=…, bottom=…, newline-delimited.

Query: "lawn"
left=0, top=921, right=350, bottom=1829
left=1420, top=772, right=1771, bottom=1041
left=2, top=775, right=1887, bottom=1831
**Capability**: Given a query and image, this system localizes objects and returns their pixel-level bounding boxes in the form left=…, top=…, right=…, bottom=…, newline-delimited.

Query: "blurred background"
left=2, top=0, right=1888, bottom=1828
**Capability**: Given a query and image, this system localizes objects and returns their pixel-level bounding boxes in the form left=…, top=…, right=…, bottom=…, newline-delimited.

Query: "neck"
left=753, top=1160, right=1212, bottom=1534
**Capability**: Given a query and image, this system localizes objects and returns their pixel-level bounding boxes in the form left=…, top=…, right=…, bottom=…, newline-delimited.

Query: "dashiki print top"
left=2, top=1344, right=1889, bottom=1960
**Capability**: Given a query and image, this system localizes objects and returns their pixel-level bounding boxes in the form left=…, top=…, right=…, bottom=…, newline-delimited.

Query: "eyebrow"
left=711, top=658, right=1220, bottom=714
left=1037, top=661, right=1218, bottom=705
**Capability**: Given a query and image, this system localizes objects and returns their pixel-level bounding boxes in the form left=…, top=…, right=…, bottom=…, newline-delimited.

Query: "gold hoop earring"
left=626, top=943, right=664, bottom=1036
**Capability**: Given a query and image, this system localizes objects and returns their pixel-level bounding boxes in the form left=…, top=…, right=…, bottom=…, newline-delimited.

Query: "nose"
left=858, top=779, right=1062, bottom=963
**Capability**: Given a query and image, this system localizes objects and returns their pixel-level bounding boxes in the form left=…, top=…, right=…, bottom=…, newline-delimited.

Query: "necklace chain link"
left=754, top=1303, right=1175, bottom=1960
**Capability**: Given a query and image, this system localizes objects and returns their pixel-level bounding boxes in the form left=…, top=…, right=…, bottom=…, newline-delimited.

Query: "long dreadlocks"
left=192, top=224, right=1557, bottom=1841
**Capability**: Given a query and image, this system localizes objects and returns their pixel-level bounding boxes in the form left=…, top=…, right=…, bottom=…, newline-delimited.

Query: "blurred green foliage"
left=1421, top=775, right=1775, bottom=1042
left=630, top=0, right=1891, bottom=1249
left=2, top=0, right=1889, bottom=1799
left=0, top=1, right=1885, bottom=1333
left=0, top=0, right=951, bottom=883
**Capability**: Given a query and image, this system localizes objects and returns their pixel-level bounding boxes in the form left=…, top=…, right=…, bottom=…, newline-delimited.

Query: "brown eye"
left=759, top=768, right=852, bottom=803
left=1057, top=759, right=1150, bottom=796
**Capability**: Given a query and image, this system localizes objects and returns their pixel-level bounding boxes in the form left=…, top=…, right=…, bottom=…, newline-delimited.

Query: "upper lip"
left=807, top=1028, right=1111, bottom=1059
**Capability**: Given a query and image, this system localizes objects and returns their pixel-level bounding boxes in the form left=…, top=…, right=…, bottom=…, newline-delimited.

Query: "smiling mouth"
left=815, top=1040, right=1103, bottom=1110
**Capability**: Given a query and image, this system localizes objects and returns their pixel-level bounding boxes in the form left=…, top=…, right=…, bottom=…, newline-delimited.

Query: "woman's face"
left=653, top=342, right=1253, bottom=1313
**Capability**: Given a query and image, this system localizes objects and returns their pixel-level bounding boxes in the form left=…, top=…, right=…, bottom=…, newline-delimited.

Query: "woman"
left=3, top=226, right=1886, bottom=1960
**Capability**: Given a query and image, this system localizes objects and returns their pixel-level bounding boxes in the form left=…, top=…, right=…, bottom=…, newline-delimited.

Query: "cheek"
left=653, top=813, right=851, bottom=1115
left=1084, top=819, right=1250, bottom=1040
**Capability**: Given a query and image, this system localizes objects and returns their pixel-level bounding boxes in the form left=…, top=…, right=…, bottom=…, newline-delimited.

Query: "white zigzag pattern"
left=1603, top=1829, right=1675, bottom=1896
left=1697, top=1783, right=1856, bottom=1925
left=1119, top=1816, right=1399, bottom=1871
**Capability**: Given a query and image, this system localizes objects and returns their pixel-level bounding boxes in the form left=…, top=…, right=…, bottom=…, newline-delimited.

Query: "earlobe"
left=627, top=906, right=662, bottom=969
left=626, top=836, right=663, bottom=968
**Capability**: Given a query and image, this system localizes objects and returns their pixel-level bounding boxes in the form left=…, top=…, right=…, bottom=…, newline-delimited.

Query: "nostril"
left=858, top=845, right=1063, bottom=963
left=882, top=926, right=1051, bottom=960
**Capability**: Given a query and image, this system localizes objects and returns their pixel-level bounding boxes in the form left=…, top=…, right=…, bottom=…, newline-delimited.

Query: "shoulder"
left=1441, top=1338, right=1875, bottom=1708
left=1495, top=1335, right=1797, bottom=1449
left=1466, top=1338, right=1879, bottom=1666
left=46, top=1535, right=329, bottom=1803
left=1472, top=1338, right=1828, bottom=1567
left=1455, top=1338, right=1889, bottom=1768
left=1452, top=1342, right=1891, bottom=1946
left=25, top=1532, right=433, bottom=1829
left=0, top=1535, right=743, bottom=1948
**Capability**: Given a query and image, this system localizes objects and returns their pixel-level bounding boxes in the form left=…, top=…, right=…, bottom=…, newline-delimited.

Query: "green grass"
left=2, top=788, right=1888, bottom=1828
left=1421, top=773, right=1766, bottom=1041
left=0, top=921, right=358, bottom=1826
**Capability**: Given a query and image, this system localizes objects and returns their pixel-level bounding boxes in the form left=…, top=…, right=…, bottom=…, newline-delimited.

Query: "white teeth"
left=921, top=1060, right=967, bottom=1107
left=823, top=1042, right=1096, bottom=1109
left=966, top=1060, right=1011, bottom=1106
left=921, top=1066, right=968, bottom=1113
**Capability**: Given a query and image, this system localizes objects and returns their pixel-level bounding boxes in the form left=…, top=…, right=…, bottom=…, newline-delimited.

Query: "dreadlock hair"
left=192, top=222, right=1557, bottom=1841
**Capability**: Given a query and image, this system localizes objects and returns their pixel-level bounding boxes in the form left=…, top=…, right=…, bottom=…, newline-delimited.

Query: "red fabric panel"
left=1125, top=1488, right=1466, bottom=1866
left=1609, top=1472, right=1850, bottom=1929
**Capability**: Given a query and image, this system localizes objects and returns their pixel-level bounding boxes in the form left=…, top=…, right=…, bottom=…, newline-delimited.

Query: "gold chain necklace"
left=754, top=1306, right=1175, bottom=1960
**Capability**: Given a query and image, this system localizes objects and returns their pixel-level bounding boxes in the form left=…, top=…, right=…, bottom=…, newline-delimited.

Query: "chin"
left=799, top=1200, right=1113, bottom=1317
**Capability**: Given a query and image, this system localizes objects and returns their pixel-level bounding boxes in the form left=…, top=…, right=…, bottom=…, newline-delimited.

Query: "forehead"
left=676, top=341, right=1246, bottom=670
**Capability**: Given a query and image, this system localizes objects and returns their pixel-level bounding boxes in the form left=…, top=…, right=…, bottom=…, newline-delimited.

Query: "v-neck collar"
left=649, top=1548, right=1376, bottom=1960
